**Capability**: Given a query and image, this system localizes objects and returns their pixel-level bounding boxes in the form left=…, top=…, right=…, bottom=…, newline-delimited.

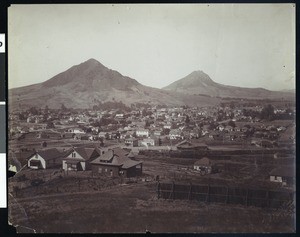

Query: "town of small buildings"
left=8, top=101, right=296, bottom=232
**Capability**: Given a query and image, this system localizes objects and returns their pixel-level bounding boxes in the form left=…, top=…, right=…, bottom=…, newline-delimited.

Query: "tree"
left=285, top=108, right=293, bottom=115
left=116, top=131, right=121, bottom=139
left=163, top=128, right=170, bottom=135
left=28, top=107, right=39, bottom=115
left=158, top=138, right=162, bottom=146
left=45, top=105, right=49, bottom=114
left=208, top=122, right=217, bottom=130
left=18, top=113, right=25, bottom=121
left=105, top=133, right=110, bottom=140
left=132, top=131, right=137, bottom=138
left=185, top=115, right=190, bottom=124
left=61, top=103, right=68, bottom=111
left=93, top=105, right=99, bottom=110
left=99, top=137, right=104, bottom=147
left=228, top=120, right=236, bottom=128
left=260, top=104, right=275, bottom=120
left=46, top=121, right=55, bottom=129
left=229, top=101, right=235, bottom=109
left=145, top=120, right=151, bottom=128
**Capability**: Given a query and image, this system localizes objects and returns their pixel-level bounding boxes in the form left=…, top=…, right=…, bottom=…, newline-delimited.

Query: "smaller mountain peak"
left=85, top=58, right=100, bottom=64
left=187, top=70, right=213, bottom=82
left=190, top=70, right=205, bottom=75
left=82, top=58, right=107, bottom=69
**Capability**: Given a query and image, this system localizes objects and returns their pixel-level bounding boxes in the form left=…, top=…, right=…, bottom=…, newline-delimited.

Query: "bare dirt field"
left=9, top=181, right=295, bottom=233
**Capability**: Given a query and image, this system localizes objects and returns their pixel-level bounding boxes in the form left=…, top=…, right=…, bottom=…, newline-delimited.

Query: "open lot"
left=9, top=181, right=295, bottom=233
left=8, top=148, right=295, bottom=233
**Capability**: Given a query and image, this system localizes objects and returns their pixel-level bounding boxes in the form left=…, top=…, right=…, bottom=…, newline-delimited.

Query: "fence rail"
left=157, top=182, right=294, bottom=209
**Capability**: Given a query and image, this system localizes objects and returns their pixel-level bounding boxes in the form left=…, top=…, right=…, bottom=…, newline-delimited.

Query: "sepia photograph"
left=7, top=3, right=295, bottom=233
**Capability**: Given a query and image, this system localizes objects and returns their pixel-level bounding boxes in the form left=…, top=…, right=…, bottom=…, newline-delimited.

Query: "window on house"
left=72, top=152, right=76, bottom=157
left=105, top=168, right=108, bottom=172
left=35, top=154, right=38, bottom=158
left=98, top=167, right=102, bottom=173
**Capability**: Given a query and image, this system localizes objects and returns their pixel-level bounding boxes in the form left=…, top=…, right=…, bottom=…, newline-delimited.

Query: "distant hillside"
left=9, top=59, right=220, bottom=110
left=163, top=70, right=294, bottom=100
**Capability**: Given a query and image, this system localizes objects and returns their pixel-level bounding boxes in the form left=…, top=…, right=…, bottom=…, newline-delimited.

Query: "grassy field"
left=8, top=154, right=295, bottom=234
left=9, top=181, right=295, bottom=233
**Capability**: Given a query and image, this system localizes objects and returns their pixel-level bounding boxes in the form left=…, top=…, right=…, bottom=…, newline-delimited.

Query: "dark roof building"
left=90, top=148, right=142, bottom=177
left=194, top=157, right=212, bottom=175
left=269, top=166, right=295, bottom=186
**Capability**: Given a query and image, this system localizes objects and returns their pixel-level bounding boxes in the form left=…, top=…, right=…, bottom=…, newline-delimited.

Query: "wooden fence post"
left=246, top=188, right=249, bottom=206
left=157, top=182, right=161, bottom=199
left=172, top=181, right=175, bottom=200
left=206, top=185, right=210, bottom=203
left=265, top=190, right=269, bottom=208
left=188, top=183, right=192, bottom=200
left=226, top=186, right=229, bottom=204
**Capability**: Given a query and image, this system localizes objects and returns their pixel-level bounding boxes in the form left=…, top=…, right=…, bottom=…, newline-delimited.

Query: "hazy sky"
left=8, top=4, right=295, bottom=90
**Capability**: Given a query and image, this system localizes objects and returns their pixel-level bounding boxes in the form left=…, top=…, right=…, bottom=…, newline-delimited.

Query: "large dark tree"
left=228, top=120, right=236, bottom=128
left=61, top=103, right=68, bottom=111
left=260, top=104, right=275, bottom=120
left=46, top=121, right=55, bottom=129
left=28, top=107, right=39, bottom=115
left=185, top=115, right=190, bottom=124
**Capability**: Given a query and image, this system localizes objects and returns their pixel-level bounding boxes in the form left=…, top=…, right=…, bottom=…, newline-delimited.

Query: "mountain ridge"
left=9, top=58, right=294, bottom=110
left=162, top=70, right=290, bottom=98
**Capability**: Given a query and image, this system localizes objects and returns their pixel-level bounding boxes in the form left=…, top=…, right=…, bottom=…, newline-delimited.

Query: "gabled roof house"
left=62, top=147, right=100, bottom=171
left=28, top=148, right=64, bottom=169
left=90, top=148, right=143, bottom=177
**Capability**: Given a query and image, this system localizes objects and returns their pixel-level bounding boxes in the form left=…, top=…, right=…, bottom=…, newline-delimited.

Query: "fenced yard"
left=157, top=182, right=295, bottom=209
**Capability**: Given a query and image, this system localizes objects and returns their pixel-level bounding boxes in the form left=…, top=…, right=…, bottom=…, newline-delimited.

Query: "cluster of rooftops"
left=26, top=146, right=142, bottom=177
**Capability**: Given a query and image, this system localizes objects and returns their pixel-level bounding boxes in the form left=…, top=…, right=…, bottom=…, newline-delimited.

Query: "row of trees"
left=244, top=104, right=294, bottom=121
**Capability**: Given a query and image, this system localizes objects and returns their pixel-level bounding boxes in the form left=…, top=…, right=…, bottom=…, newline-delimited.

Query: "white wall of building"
left=28, top=154, right=46, bottom=169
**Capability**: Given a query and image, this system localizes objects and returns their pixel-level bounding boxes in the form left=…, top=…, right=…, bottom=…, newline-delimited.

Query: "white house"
left=115, top=113, right=124, bottom=119
left=163, top=124, right=172, bottom=129
left=136, top=129, right=149, bottom=137
left=65, top=128, right=85, bottom=134
left=140, top=138, right=156, bottom=147
left=169, top=129, right=183, bottom=140
left=62, top=147, right=100, bottom=171
left=28, top=148, right=63, bottom=169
